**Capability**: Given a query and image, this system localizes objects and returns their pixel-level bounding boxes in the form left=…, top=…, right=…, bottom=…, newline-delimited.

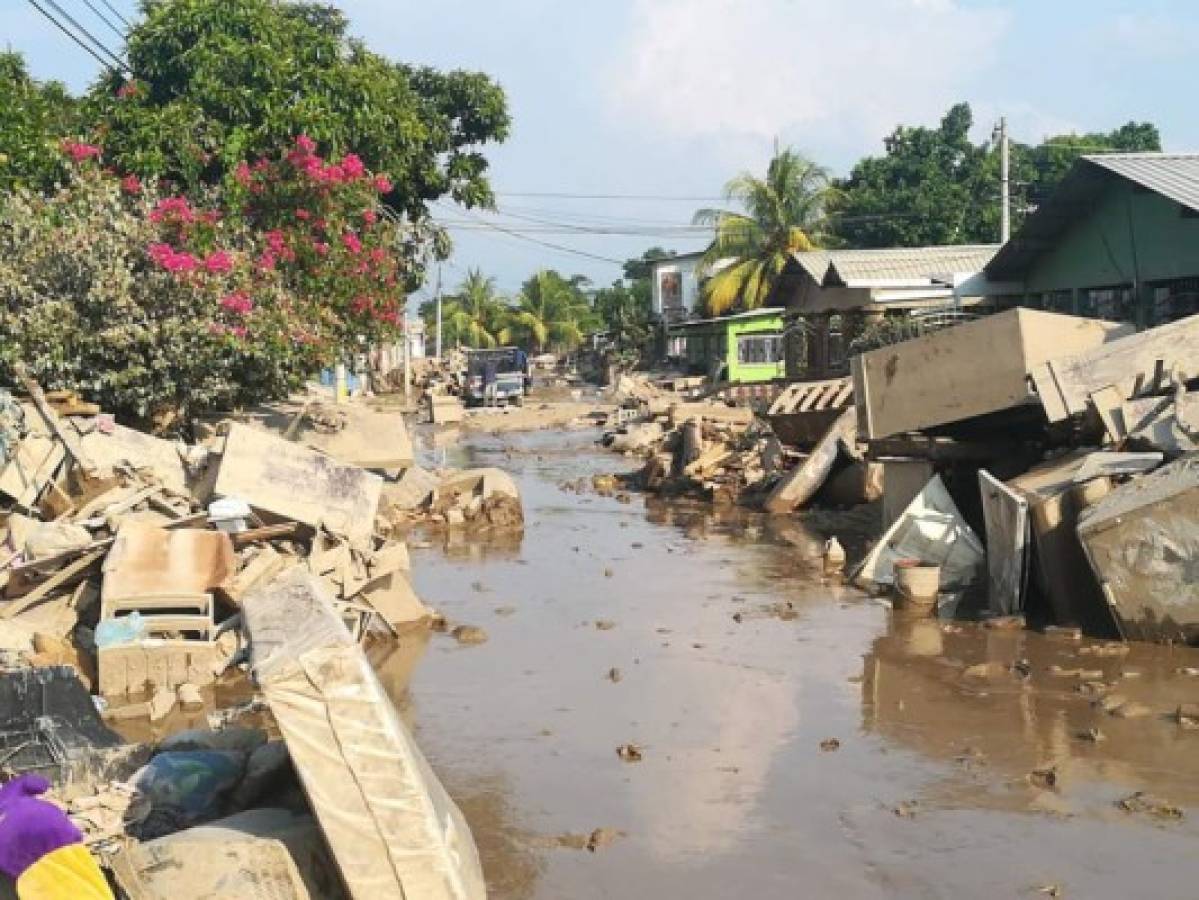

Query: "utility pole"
left=434, top=264, right=443, bottom=359
left=997, top=116, right=1011, bottom=242
left=401, top=310, right=411, bottom=407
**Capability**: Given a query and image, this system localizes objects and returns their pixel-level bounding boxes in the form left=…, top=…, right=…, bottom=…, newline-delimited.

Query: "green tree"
left=834, top=103, right=1163, bottom=247
left=0, top=52, right=79, bottom=192
left=88, top=0, right=509, bottom=222
left=592, top=280, right=651, bottom=351
left=693, top=148, right=837, bottom=315
left=507, top=270, right=593, bottom=352
left=833, top=103, right=992, bottom=248
left=428, top=268, right=509, bottom=349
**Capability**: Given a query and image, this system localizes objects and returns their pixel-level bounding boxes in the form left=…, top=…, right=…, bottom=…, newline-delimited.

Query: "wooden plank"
left=231, top=522, right=303, bottom=546
left=979, top=470, right=1030, bottom=617
left=1031, top=312, right=1199, bottom=423
left=13, top=363, right=97, bottom=475
left=0, top=433, right=65, bottom=507
left=764, top=407, right=856, bottom=514
left=2, top=549, right=104, bottom=619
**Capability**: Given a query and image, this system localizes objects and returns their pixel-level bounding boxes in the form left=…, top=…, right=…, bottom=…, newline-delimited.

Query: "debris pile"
left=843, top=308, right=1199, bottom=641
left=0, top=369, right=487, bottom=898
left=378, top=465, right=525, bottom=532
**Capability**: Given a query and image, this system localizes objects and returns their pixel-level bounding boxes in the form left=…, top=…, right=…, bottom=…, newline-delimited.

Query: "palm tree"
left=507, top=270, right=592, bottom=352
left=444, top=269, right=507, bottom=349
left=693, top=148, right=838, bottom=315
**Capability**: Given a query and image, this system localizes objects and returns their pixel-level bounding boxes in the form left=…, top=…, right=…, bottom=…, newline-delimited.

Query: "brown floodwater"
left=392, top=426, right=1199, bottom=900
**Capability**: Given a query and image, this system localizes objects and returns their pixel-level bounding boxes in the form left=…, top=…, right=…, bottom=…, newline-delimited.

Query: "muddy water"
left=396, top=427, right=1199, bottom=900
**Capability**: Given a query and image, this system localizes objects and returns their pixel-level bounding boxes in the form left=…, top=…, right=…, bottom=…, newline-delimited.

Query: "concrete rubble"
left=0, top=374, right=490, bottom=898
left=601, top=312, right=1198, bottom=646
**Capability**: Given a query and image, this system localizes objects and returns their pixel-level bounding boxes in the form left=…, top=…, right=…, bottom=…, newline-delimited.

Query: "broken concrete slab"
left=437, top=467, right=521, bottom=503
left=75, top=419, right=192, bottom=496
left=385, top=465, right=440, bottom=511
left=1033, top=312, right=1199, bottom=423
left=852, top=308, right=1130, bottom=439
left=356, top=571, right=431, bottom=633
left=214, top=423, right=382, bottom=546
left=242, top=569, right=485, bottom=900
left=1077, top=453, right=1199, bottom=643
left=1072, top=451, right=1164, bottom=484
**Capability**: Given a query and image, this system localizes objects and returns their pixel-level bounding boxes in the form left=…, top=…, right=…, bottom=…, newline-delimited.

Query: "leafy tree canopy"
left=0, top=52, right=79, bottom=192
left=833, top=103, right=1161, bottom=248
left=87, top=0, right=509, bottom=221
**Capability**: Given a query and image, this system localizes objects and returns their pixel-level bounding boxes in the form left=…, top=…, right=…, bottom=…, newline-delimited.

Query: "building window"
left=736, top=332, right=784, bottom=365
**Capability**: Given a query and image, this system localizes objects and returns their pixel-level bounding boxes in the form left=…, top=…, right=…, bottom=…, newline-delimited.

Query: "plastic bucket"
left=893, top=559, right=941, bottom=613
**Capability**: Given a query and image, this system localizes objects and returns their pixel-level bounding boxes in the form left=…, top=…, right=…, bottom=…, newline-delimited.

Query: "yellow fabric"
left=15, top=844, right=112, bottom=900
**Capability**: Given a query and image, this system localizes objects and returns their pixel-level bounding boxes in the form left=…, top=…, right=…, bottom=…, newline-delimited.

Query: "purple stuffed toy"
left=0, top=774, right=83, bottom=880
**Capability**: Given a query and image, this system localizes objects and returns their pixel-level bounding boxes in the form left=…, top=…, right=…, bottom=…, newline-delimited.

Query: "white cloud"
left=606, top=0, right=1011, bottom=166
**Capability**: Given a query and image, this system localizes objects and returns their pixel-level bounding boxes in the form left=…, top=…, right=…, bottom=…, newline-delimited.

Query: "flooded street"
left=398, top=427, right=1199, bottom=899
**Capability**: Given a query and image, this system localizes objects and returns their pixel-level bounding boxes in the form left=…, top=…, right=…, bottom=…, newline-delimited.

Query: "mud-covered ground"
left=391, top=426, right=1199, bottom=900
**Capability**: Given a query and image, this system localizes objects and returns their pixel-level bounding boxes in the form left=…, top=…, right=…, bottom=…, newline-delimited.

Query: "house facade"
left=666, top=308, right=786, bottom=383
left=985, top=153, right=1199, bottom=328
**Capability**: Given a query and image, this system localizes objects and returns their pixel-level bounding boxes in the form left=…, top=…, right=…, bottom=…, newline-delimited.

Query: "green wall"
left=670, top=311, right=785, bottom=383
left=1025, top=180, right=1199, bottom=294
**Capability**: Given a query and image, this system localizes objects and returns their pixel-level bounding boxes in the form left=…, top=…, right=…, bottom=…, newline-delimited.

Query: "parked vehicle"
left=463, top=347, right=529, bottom=406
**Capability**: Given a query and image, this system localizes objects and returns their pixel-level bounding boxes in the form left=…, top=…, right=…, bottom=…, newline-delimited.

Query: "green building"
left=985, top=154, right=1199, bottom=327
left=666, top=308, right=786, bottom=383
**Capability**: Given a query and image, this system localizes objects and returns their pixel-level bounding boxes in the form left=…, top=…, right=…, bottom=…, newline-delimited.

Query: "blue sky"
left=7, top=0, right=1199, bottom=300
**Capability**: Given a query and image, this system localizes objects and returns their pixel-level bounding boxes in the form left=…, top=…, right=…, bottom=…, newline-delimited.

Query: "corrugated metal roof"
left=789, top=245, right=999, bottom=287
left=1085, top=153, right=1199, bottom=213
left=987, top=153, right=1199, bottom=280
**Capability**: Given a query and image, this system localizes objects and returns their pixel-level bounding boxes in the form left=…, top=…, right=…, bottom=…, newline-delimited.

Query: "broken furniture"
left=242, top=569, right=485, bottom=900
left=1076, top=453, right=1199, bottom=643
left=851, top=308, right=1130, bottom=440
left=764, top=376, right=853, bottom=449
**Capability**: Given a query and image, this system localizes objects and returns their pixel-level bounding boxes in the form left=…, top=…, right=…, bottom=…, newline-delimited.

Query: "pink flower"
left=312, top=240, right=329, bottom=256
left=342, top=231, right=362, bottom=255
left=147, top=242, right=197, bottom=273
left=373, top=175, right=393, bottom=193
left=295, top=209, right=310, bottom=221
left=61, top=140, right=101, bottom=162
left=295, top=135, right=316, bottom=154
left=234, top=161, right=252, bottom=186
left=149, top=196, right=195, bottom=224
left=351, top=296, right=372, bottom=314
left=319, top=163, right=345, bottom=184
left=341, top=153, right=365, bottom=179
left=116, top=81, right=139, bottom=99
left=120, top=174, right=142, bottom=195
left=265, top=230, right=286, bottom=255
left=203, top=250, right=234, bottom=274
left=257, top=250, right=277, bottom=272
left=369, top=247, right=386, bottom=264
left=219, top=292, right=254, bottom=315
left=362, top=208, right=377, bottom=225
left=230, top=325, right=248, bottom=339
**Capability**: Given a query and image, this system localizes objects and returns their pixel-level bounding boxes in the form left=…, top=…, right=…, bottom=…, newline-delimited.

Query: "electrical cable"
left=36, top=0, right=129, bottom=72
left=26, top=0, right=123, bottom=74
left=77, top=0, right=125, bottom=40
left=96, top=0, right=129, bottom=27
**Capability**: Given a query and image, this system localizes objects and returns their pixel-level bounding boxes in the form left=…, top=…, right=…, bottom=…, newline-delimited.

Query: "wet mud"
left=396, top=427, right=1199, bottom=899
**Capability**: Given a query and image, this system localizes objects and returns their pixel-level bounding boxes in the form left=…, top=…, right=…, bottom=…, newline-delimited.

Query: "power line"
left=26, top=0, right=123, bottom=74
left=35, top=0, right=129, bottom=72
left=95, top=0, right=130, bottom=27
left=494, top=190, right=724, bottom=202
left=435, top=202, right=626, bottom=265
left=77, top=0, right=125, bottom=40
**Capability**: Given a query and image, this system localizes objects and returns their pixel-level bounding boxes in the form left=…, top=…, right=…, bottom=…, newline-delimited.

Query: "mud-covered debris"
left=1176, top=667, right=1199, bottom=677
left=1076, top=727, right=1106, bottom=743
left=1175, top=704, right=1199, bottom=729
left=984, top=615, right=1025, bottom=631
left=1043, top=626, right=1083, bottom=641
left=961, top=661, right=1012, bottom=682
left=585, top=827, right=623, bottom=852
left=592, top=474, right=619, bottom=495
left=595, top=619, right=617, bottom=631
left=732, top=612, right=744, bottom=624
left=1036, top=885, right=1063, bottom=898
left=1116, top=792, right=1184, bottom=820
left=819, top=738, right=841, bottom=752
left=430, top=613, right=450, bottom=632
left=607, top=667, right=623, bottom=683
left=603, top=567, right=614, bottom=578
left=494, top=605, right=516, bottom=617
left=452, top=624, right=489, bottom=645
left=1079, top=642, right=1130, bottom=657
left=892, top=800, right=919, bottom=819
left=1027, top=766, right=1059, bottom=790
left=616, top=743, right=643, bottom=762
left=1048, top=666, right=1104, bottom=681
left=1108, top=700, right=1152, bottom=719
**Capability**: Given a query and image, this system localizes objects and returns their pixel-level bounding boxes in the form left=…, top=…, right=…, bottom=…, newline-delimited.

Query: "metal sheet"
left=979, top=469, right=1030, bottom=616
